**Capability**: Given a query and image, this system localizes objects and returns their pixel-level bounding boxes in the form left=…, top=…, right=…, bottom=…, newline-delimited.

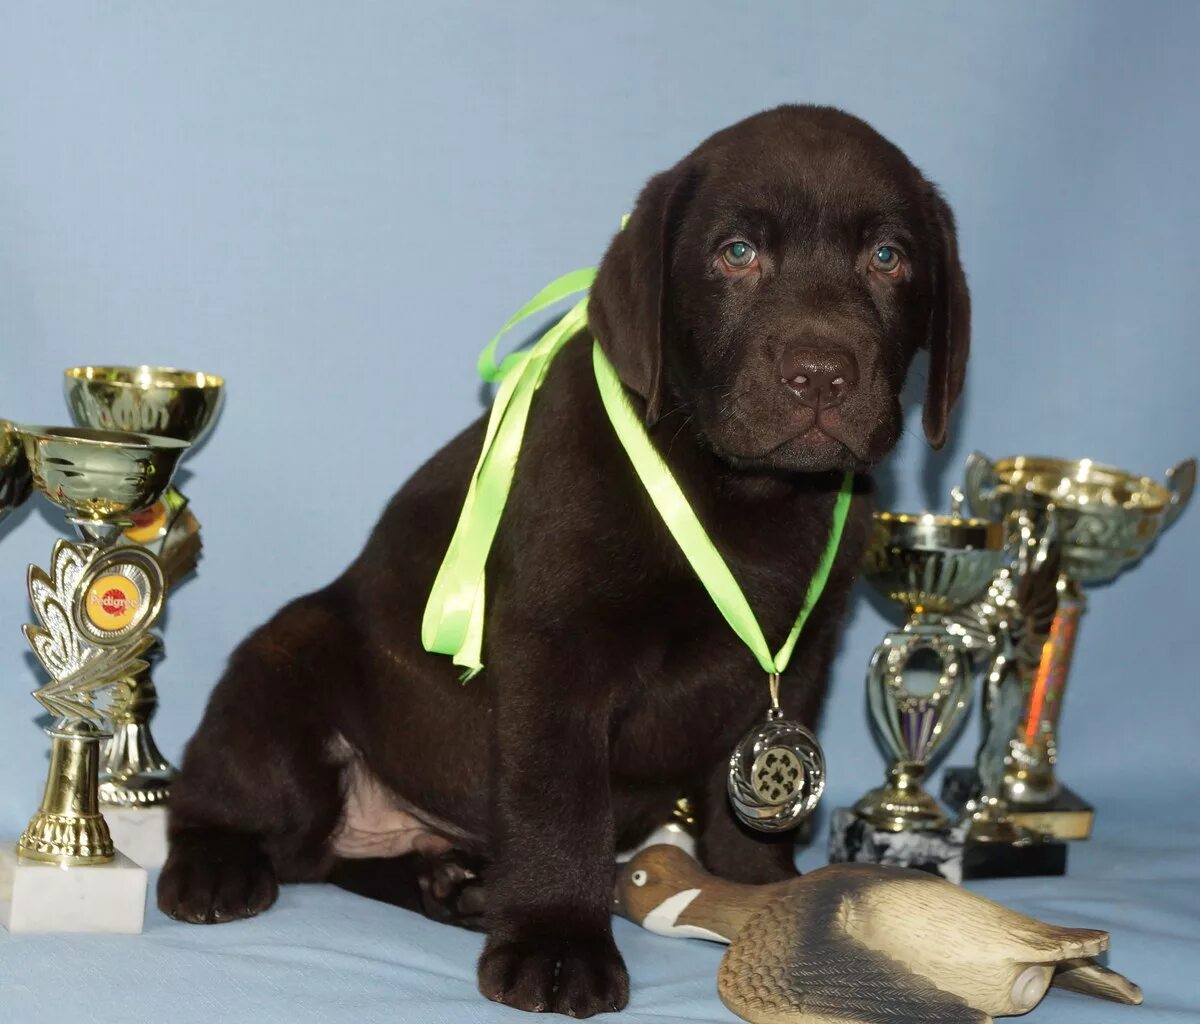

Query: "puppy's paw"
left=478, top=928, right=629, bottom=1017
left=418, top=850, right=487, bottom=930
left=157, top=829, right=278, bottom=924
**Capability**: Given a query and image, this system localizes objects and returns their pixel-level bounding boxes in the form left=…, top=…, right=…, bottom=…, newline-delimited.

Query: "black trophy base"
left=828, top=806, right=1069, bottom=882
left=961, top=836, right=1068, bottom=880
left=828, top=807, right=965, bottom=884
left=942, top=767, right=1095, bottom=841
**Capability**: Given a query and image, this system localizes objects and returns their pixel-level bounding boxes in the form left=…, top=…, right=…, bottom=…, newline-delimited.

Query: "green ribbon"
left=422, top=269, right=596, bottom=678
left=475, top=266, right=599, bottom=384
left=592, top=342, right=853, bottom=680
left=423, top=270, right=854, bottom=683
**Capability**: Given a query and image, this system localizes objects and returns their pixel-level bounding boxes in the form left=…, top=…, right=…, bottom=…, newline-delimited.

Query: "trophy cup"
left=942, top=453, right=1196, bottom=842
left=0, top=425, right=187, bottom=933
left=829, top=510, right=1006, bottom=881
left=63, top=366, right=224, bottom=865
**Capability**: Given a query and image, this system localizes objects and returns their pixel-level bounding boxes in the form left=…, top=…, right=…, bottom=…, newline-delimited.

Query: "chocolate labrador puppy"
left=159, top=104, right=969, bottom=1016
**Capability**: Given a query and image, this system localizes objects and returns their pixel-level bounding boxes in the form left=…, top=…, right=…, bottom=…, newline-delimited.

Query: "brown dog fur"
left=158, top=104, right=969, bottom=1017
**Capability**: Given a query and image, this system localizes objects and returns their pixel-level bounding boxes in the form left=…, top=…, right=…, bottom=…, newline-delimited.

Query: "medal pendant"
left=727, top=707, right=826, bottom=832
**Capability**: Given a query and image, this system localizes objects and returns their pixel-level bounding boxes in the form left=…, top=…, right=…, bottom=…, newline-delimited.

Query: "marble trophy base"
left=0, top=845, right=147, bottom=934
left=828, top=805, right=1067, bottom=882
left=828, top=808, right=966, bottom=884
left=102, top=805, right=169, bottom=869
left=942, top=767, right=1095, bottom=841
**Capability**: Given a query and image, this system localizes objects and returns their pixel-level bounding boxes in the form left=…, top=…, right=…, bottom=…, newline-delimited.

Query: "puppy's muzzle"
left=781, top=347, right=858, bottom=410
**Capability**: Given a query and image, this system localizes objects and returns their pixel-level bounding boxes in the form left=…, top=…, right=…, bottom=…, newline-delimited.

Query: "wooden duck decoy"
left=614, top=845, right=1142, bottom=1024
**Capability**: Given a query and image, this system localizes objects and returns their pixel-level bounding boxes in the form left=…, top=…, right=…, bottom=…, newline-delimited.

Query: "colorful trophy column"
left=942, top=510, right=1071, bottom=877
left=942, top=453, right=1195, bottom=842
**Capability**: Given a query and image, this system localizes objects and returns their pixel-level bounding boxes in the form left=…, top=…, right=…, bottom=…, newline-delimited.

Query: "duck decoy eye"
left=631, top=870, right=648, bottom=887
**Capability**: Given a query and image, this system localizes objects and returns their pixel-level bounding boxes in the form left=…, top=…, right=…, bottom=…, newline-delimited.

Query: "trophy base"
left=98, top=766, right=176, bottom=808
left=102, top=805, right=169, bottom=869
left=828, top=808, right=965, bottom=884
left=851, top=783, right=949, bottom=832
left=960, top=835, right=1068, bottom=880
left=942, top=768, right=1095, bottom=841
left=0, top=845, right=146, bottom=934
left=829, top=806, right=1069, bottom=882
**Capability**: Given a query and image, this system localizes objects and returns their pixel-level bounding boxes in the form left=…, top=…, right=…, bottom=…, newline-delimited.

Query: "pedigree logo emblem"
left=84, top=574, right=142, bottom=632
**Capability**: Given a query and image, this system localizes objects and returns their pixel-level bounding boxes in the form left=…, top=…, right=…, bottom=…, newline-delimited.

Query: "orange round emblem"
left=85, top=574, right=142, bottom=632
left=123, top=501, right=168, bottom=544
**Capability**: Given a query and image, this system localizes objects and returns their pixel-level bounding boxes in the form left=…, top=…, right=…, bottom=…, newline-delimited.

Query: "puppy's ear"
left=922, top=189, right=971, bottom=450
left=589, top=164, right=695, bottom=424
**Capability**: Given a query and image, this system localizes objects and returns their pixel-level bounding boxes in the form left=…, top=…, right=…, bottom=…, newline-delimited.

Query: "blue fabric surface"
left=3, top=793, right=1196, bottom=1022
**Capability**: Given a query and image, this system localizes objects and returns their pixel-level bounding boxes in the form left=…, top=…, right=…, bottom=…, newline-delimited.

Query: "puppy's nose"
left=781, top=348, right=858, bottom=409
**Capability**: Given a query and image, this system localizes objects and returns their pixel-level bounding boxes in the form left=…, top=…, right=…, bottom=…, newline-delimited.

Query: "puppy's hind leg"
left=158, top=592, right=352, bottom=924
left=329, top=849, right=489, bottom=931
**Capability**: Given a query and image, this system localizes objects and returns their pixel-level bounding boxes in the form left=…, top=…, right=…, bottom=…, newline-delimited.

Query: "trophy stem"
left=853, top=762, right=948, bottom=833
left=18, top=720, right=115, bottom=865
left=1002, top=575, right=1085, bottom=806
left=72, top=519, right=126, bottom=549
left=962, top=793, right=1031, bottom=845
left=99, top=660, right=178, bottom=807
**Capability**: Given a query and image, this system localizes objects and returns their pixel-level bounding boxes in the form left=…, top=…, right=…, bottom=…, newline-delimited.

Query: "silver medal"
left=727, top=706, right=826, bottom=832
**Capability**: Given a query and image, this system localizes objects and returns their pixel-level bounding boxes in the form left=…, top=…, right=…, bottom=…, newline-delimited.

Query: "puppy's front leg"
left=696, top=751, right=800, bottom=884
left=478, top=639, right=629, bottom=1017
left=697, top=617, right=844, bottom=884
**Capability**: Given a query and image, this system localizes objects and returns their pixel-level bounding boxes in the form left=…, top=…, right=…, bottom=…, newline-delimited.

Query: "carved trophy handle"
left=1162, top=458, right=1196, bottom=532
left=1012, top=508, right=1059, bottom=589
left=963, top=451, right=1000, bottom=520
left=1010, top=511, right=1063, bottom=666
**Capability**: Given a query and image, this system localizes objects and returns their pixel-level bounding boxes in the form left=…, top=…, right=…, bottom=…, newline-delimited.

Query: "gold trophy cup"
left=961, top=453, right=1195, bottom=839
left=853, top=511, right=1007, bottom=832
left=63, top=366, right=224, bottom=814
left=1, top=426, right=187, bottom=933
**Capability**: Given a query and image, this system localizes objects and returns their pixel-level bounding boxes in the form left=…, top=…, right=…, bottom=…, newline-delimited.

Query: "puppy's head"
left=590, top=105, right=969, bottom=473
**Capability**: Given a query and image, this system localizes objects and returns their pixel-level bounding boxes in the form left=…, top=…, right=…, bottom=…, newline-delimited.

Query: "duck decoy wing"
left=824, top=863, right=1111, bottom=966
left=717, top=899, right=992, bottom=1024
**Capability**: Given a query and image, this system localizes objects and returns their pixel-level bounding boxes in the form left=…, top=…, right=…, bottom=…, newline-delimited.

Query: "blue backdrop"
left=0, top=5, right=1197, bottom=1018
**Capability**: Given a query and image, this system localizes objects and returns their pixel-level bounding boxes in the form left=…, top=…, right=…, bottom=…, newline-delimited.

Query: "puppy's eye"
left=870, top=245, right=904, bottom=275
left=720, top=240, right=758, bottom=270
left=631, top=870, right=648, bottom=887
